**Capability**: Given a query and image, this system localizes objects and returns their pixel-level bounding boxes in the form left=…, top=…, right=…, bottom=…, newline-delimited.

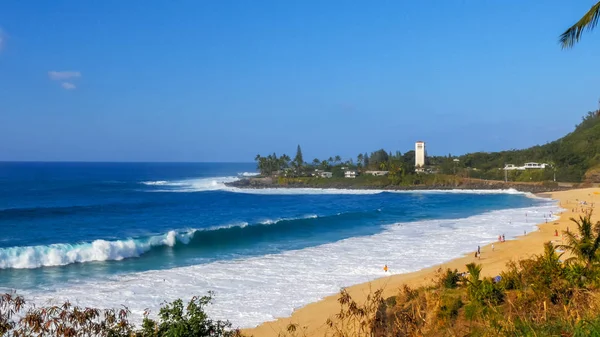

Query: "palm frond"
left=560, top=1, right=600, bottom=48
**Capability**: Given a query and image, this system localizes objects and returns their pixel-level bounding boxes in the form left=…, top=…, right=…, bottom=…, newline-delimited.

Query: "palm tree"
left=320, top=160, right=329, bottom=171
left=280, top=154, right=291, bottom=169
left=560, top=1, right=600, bottom=48
left=559, top=211, right=600, bottom=269
left=334, top=155, right=342, bottom=165
left=464, top=263, right=482, bottom=301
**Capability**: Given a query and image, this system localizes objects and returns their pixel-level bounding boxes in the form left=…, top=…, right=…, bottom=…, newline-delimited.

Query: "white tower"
left=415, top=141, right=425, bottom=168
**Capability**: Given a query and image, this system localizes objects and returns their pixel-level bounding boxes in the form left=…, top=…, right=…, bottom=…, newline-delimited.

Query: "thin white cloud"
left=61, top=82, right=76, bottom=90
left=48, top=71, right=81, bottom=80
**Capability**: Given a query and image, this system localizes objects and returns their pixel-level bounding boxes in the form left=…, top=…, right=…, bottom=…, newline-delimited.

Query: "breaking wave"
left=0, top=214, right=332, bottom=270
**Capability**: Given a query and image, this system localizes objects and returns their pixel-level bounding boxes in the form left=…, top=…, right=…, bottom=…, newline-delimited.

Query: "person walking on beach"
left=502, top=234, right=505, bottom=242
left=492, top=243, right=495, bottom=251
left=383, top=264, right=388, bottom=273
left=477, top=246, right=481, bottom=255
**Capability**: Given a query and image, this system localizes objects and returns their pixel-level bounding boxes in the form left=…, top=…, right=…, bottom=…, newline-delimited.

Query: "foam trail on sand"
left=20, top=201, right=561, bottom=328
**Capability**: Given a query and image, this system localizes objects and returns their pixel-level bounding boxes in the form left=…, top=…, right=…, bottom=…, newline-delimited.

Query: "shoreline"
left=243, top=187, right=598, bottom=337
left=227, top=177, right=574, bottom=194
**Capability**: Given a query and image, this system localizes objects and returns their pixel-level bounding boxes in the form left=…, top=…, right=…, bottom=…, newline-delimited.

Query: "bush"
left=476, top=279, right=505, bottom=306
left=438, top=268, right=461, bottom=289
left=0, top=292, right=241, bottom=337
left=437, top=294, right=463, bottom=321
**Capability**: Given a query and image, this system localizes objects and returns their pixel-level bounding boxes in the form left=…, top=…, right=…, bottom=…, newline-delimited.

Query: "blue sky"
left=0, top=1, right=599, bottom=162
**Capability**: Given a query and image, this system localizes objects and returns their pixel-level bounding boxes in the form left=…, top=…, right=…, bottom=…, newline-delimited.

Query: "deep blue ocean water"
left=0, top=162, right=559, bottom=327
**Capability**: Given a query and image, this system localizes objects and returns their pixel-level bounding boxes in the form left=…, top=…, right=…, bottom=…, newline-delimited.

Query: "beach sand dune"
left=244, top=188, right=599, bottom=337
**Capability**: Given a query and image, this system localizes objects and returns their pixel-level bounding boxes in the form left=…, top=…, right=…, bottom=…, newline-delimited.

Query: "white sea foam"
left=238, top=172, right=260, bottom=177
left=19, top=200, right=562, bottom=329
left=141, top=176, right=528, bottom=196
left=0, top=215, right=324, bottom=269
left=233, top=187, right=526, bottom=196
left=143, top=177, right=240, bottom=192
left=0, top=230, right=197, bottom=269
left=259, top=214, right=319, bottom=225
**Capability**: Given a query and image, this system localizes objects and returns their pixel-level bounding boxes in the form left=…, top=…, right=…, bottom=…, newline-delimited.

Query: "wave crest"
left=0, top=230, right=196, bottom=270
left=0, top=214, right=323, bottom=270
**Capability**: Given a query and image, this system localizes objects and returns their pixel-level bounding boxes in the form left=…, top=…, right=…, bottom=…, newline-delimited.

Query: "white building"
left=524, top=162, right=548, bottom=169
left=415, top=141, right=426, bottom=168
left=365, top=170, right=389, bottom=176
left=312, top=169, right=333, bottom=178
left=503, top=163, right=548, bottom=170
left=344, top=170, right=357, bottom=178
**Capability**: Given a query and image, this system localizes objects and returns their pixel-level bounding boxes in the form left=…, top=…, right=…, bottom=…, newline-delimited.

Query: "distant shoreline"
left=226, top=177, right=573, bottom=194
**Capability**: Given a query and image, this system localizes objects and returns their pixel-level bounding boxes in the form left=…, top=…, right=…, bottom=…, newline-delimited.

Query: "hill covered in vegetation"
left=448, top=111, right=600, bottom=183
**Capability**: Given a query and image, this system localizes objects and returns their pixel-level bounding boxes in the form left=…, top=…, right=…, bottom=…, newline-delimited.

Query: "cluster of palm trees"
left=310, top=156, right=345, bottom=171
left=254, top=153, right=352, bottom=176
left=254, top=153, right=291, bottom=176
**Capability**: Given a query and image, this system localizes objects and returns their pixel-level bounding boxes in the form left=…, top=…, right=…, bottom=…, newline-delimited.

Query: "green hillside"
left=449, top=111, right=600, bottom=183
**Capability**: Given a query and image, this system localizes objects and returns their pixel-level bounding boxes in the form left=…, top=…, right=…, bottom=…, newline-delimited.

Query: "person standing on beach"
left=492, top=243, right=495, bottom=251
left=477, top=246, right=481, bottom=254
left=502, top=234, right=505, bottom=242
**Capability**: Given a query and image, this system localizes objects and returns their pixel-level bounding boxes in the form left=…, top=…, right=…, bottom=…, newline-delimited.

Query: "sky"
left=0, top=0, right=599, bottom=162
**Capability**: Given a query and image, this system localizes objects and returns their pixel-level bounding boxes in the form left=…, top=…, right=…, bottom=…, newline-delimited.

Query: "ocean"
left=0, top=162, right=560, bottom=327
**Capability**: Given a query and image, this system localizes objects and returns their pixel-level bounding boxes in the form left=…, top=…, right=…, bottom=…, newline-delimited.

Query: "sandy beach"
left=244, top=188, right=599, bottom=337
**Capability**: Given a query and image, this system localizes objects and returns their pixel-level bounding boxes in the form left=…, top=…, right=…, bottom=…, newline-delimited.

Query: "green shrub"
left=438, top=268, right=461, bottom=289
left=437, top=295, right=463, bottom=321
left=477, top=279, right=505, bottom=306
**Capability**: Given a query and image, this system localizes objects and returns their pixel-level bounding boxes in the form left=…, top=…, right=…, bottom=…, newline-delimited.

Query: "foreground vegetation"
left=4, top=212, right=600, bottom=336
